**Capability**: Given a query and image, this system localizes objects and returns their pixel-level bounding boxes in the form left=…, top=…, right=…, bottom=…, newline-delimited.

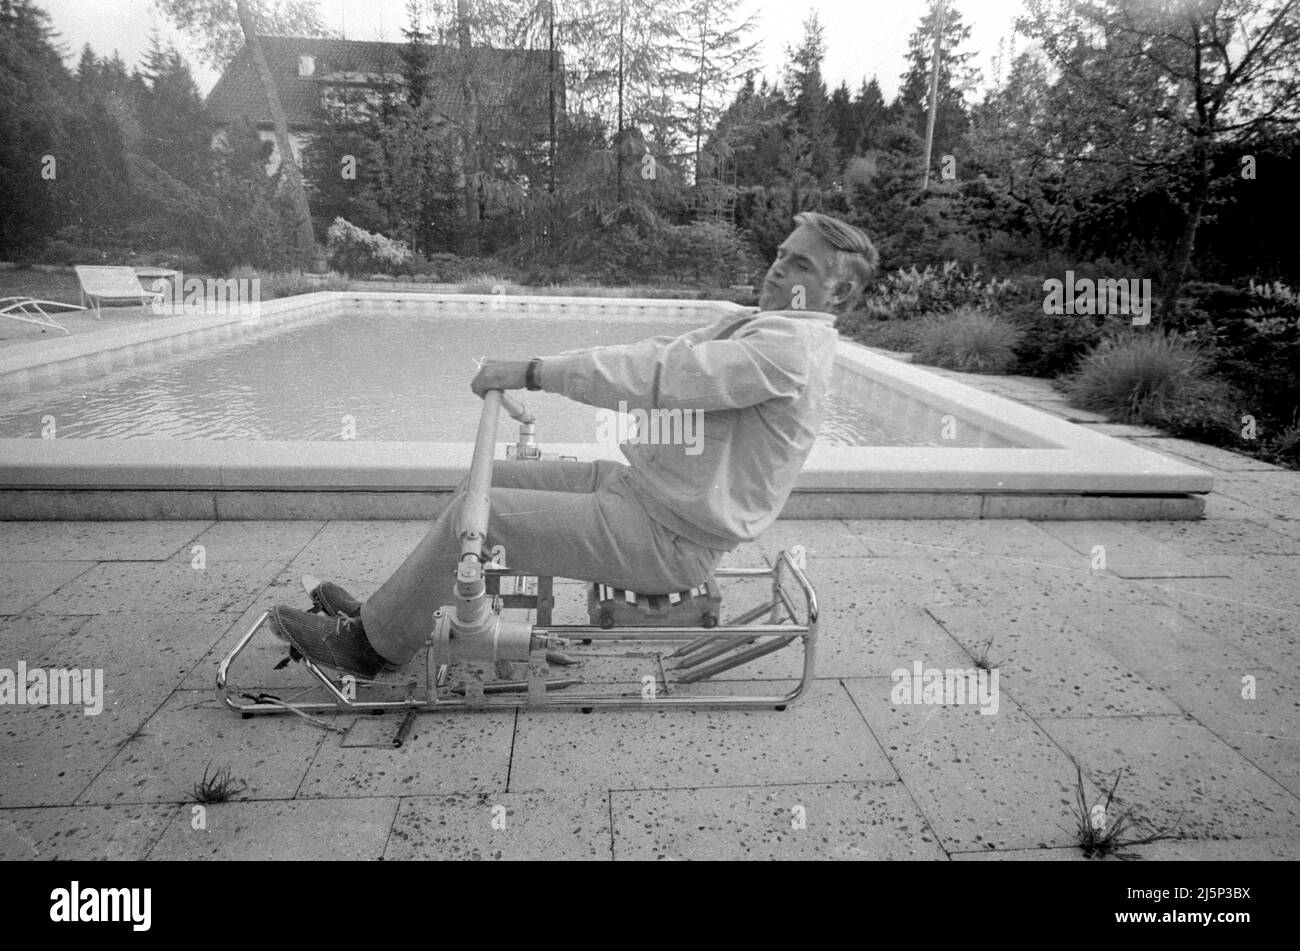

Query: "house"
left=205, top=36, right=564, bottom=173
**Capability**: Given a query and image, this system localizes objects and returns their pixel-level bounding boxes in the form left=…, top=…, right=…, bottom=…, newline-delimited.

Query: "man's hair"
left=793, top=211, right=880, bottom=314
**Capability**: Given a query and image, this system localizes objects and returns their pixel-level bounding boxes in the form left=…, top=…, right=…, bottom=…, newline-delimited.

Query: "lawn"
left=0, top=267, right=81, bottom=304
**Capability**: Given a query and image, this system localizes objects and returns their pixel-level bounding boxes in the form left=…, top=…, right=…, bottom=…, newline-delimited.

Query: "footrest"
left=587, top=579, right=721, bottom=629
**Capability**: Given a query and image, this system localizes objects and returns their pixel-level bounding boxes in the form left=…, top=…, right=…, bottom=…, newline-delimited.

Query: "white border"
left=0, top=292, right=1214, bottom=495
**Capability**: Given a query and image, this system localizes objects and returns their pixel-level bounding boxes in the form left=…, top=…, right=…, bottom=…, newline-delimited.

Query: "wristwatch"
left=526, top=357, right=544, bottom=391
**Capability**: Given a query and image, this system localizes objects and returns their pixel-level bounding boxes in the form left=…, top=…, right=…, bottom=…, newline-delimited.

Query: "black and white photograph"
left=0, top=0, right=1294, bottom=912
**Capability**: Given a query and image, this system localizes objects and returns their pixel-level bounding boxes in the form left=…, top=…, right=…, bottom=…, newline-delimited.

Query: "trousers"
left=360, top=459, right=728, bottom=664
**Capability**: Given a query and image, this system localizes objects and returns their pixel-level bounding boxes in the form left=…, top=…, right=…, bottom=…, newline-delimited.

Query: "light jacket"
left=538, top=308, right=839, bottom=550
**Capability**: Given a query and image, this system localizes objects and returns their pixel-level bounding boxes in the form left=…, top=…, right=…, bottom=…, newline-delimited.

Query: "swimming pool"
left=0, top=292, right=1213, bottom=519
left=0, top=310, right=1017, bottom=448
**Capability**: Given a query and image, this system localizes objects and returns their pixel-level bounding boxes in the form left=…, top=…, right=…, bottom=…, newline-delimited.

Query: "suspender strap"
left=714, top=314, right=757, bottom=340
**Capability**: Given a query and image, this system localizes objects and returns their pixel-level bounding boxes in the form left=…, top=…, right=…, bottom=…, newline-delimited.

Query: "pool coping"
left=0, top=291, right=1213, bottom=519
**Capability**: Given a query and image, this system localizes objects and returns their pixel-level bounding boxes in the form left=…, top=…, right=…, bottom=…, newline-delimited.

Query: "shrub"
left=325, top=218, right=413, bottom=275
left=519, top=265, right=570, bottom=286
left=663, top=220, right=762, bottom=286
left=855, top=261, right=1018, bottom=321
left=911, top=306, right=1023, bottom=373
left=836, top=314, right=922, bottom=352
left=1268, top=415, right=1300, bottom=467
left=1142, top=376, right=1246, bottom=443
left=420, top=252, right=466, bottom=281
left=1179, top=280, right=1300, bottom=451
left=227, top=266, right=348, bottom=300
left=32, top=239, right=108, bottom=266
left=547, top=212, right=758, bottom=287
left=1004, top=299, right=1105, bottom=377
left=1059, top=333, right=1221, bottom=425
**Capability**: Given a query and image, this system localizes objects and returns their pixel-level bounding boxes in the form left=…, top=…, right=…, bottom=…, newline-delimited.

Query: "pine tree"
left=783, top=11, right=836, bottom=182
left=157, top=0, right=330, bottom=266
left=855, top=77, right=887, bottom=154
left=895, top=0, right=979, bottom=173
left=0, top=0, right=72, bottom=253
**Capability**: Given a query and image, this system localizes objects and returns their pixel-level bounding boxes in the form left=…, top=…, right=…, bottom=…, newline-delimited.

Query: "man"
left=267, top=211, right=879, bottom=677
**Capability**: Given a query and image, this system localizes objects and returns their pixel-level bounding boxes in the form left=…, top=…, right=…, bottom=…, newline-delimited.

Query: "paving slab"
left=1214, top=733, right=1300, bottom=803
left=385, top=790, right=612, bottom=860
left=0, top=520, right=212, bottom=561
left=282, top=520, right=434, bottom=582
left=925, top=603, right=1184, bottom=718
left=842, top=678, right=1105, bottom=853
left=1128, top=518, right=1300, bottom=556
left=807, top=555, right=971, bottom=611
left=1140, top=438, right=1285, bottom=472
left=1039, top=714, right=1300, bottom=840
left=1031, top=521, right=1231, bottom=577
left=1019, top=400, right=1111, bottom=422
left=1240, top=469, right=1300, bottom=486
left=25, top=559, right=283, bottom=616
left=1189, top=554, right=1300, bottom=611
left=509, top=680, right=893, bottom=792
left=2, top=501, right=1297, bottom=860
left=813, top=602, right=966, bottom=679
left=1130, top=834, right=1300, bottom=860
left=1140, top=666, right=1300, bottom=798
left=730, top=519, right=871, bottom=560
left=0, top=803, right=175, bottom=860
left=146, top=798, right=399, bottom=860
left=610, top=781, right=946, bottom=860
left=0, top=613, right=92, bottom=661
left=1104, top=563, right=1233, bottom=580
left=77, top=689, right=330, bottom=805
left=295, top=709, right=515, bottom=798
left=945, top=556, right=1156, bottom=612
left=1075, top=422, right=1166, bottom=437
left=0, top=488, right=221, bottom=520
left=1140, top=578, right=1300, bottom=669
left=1258, top=516, right=1300, bottom=539
left=35, top=609, right=239, bottom=687
left=1202, top=492, right=1285, bottom=520
left=951, top=845, right=1089, bottom=861
left=846, top=518, right=1085, bottom=565
left=1, top=611, right=234, bottom=807
left=1070, top=600, right=1260, bottom=675
left=953, top=837, right=1300, bottom=859
left=2, top=706, right=147, bottom=808
left=167, top=519, right=324, bottom=565
left=0, top=561, right=96, bottom=615
left=1209, top=476, right=1300, bottom=519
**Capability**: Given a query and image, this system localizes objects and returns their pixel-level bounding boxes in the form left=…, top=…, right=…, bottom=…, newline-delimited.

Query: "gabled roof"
left=206, top=36, right=562, bottom=128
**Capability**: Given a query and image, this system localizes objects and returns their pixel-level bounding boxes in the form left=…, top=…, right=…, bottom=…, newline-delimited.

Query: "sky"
left=36, top=0, right=1028, bottom=103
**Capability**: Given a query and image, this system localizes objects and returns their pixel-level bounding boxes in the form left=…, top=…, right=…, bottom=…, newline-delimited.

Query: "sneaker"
left=268, top=605, right=387, bottom=678
left=306, top=580, right=362, bottom=618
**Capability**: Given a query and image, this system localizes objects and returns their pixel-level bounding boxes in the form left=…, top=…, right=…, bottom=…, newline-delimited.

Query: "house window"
left=299, top=55, right=315, bottom=77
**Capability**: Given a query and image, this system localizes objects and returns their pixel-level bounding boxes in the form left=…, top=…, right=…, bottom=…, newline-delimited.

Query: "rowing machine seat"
left=587, top=578, right=721, bottom=629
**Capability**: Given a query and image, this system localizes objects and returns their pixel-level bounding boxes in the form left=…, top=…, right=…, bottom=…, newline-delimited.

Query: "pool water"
left=0, top=312, right=1017, bottom=447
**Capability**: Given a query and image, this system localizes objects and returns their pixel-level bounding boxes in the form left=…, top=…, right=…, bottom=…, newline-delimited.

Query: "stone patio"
left=1, top=365, right=1297, bottom=860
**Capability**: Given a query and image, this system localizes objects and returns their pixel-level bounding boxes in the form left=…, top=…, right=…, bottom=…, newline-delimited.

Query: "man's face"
left=758, top=224, right=851, bottom=315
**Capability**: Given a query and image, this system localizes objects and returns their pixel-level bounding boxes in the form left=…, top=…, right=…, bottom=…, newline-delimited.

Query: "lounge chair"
left=0, top=297, right=85, bottom=335
left=74, top=266, right=166, bottom=319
